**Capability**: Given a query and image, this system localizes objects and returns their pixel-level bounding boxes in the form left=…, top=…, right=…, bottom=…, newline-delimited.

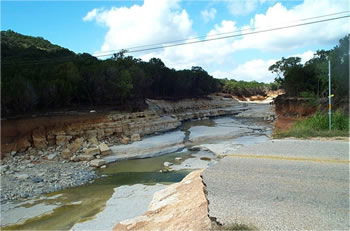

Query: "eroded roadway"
left=202, top=139, right=349, bottom=230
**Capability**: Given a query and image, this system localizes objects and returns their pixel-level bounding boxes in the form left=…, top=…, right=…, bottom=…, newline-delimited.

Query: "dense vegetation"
left=270, top=35, right=349, bottom=137
left=269, top=35, right=349, bottom=108
left=220, top=79, right=279, bottom=97
left=1, top=30, right=220, bottom=117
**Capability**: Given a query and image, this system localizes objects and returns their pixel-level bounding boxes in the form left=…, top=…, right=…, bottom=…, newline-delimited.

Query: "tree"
left=268, top=57, right=302, bottom=85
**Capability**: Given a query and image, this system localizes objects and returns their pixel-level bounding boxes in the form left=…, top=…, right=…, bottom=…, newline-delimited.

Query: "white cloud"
left=84, top=0, right=347, bottom=84
left=293, top=50, right=315, bottom=64
left=140, top=20, right=238, bottom=70
left=212, top=59, right=277, bottom=82
left=201, top=8, right=217, bottom=22
left=232, top=0, right=349, bottom=52
left=83, top=0, right=192, bottom=53
left=83, top=8, right=99, bottom=21
left=228, top=0, right=258, bottom=16
left=211, top=50, right=315, bottom=83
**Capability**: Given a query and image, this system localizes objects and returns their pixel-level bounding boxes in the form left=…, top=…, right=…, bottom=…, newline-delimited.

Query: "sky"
left=1, top=0, right=349, bottom=82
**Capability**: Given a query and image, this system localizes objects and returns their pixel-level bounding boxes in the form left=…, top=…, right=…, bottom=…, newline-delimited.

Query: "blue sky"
left=1, top=0, right=349, bottom=82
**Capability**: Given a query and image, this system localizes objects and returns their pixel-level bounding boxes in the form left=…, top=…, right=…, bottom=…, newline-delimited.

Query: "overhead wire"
left=96, top=15, right=350, bottom=56
left=92, top=10, right=350, bottom=56
left=2, top=12, right=349, bottom=66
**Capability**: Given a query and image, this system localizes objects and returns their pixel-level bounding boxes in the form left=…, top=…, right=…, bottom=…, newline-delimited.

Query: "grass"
left=274, top=110, right=349, bottom=138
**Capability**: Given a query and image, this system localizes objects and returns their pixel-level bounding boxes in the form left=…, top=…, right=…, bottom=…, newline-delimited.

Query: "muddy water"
left=2, top=115, right=272, bottom=230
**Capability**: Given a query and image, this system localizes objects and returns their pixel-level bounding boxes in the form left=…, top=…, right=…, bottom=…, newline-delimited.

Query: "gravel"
left=202, top=139, right=349, bottom=230
left=0, top=150, right=96, bottom=203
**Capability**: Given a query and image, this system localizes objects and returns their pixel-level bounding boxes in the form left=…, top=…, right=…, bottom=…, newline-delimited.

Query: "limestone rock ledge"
left=113, top=170, right=211, bottom=231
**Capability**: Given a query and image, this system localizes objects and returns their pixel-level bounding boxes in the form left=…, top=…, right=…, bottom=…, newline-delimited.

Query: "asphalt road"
left=202, top=139, right=349, bottom=230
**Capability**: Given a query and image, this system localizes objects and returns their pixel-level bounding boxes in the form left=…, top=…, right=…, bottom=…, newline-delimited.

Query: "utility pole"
left=328, top=59, right=331, bottom=130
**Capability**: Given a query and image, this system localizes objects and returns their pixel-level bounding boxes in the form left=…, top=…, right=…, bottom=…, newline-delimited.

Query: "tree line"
left=1, top=30, right=220, bottom=117
left=220, top=79, right=279, bottom=97
left=2, top=30, right=348, bottom=117
left=268, top=34, right=349, bottom=108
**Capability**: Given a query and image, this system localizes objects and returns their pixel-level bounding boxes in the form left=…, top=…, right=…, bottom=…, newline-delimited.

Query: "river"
left=2, top=113, right=272, bottom=230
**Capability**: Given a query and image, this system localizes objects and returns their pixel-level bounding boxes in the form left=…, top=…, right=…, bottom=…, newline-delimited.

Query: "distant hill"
left=1, top=30, right=64, bottom=51
left=1, top=30, right=78, bottom=65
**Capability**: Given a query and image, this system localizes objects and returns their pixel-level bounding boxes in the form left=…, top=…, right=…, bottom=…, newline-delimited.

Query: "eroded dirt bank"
left=273, top=95, right=318, bottom=132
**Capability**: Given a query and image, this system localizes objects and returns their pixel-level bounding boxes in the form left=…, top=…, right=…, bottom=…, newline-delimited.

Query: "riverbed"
left=1, top=114, right=272, bottom=230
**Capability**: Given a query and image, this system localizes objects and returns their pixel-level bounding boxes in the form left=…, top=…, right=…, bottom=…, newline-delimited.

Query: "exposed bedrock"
left=2, top=95, right=243, bottom=156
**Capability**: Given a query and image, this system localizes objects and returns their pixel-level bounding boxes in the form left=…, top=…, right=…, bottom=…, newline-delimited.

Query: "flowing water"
left=2, top=115, right=272, bottom=230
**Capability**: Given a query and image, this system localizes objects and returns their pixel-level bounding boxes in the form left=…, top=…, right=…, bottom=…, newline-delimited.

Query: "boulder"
left=17, top=137, right=32, bottom=152
left=32, top=127, right=48, bottom=149
left=97, top=129, right=105, bottom=139
left=70, top=155, right=80, bottom=162
left=47, top=134, right=56, bottom=146
left=120, top=136, right=130, bottom=144
left=90, top=159, right=106, bottom=167
left=88, top=137, right=99, bottom=146
left=163, top=162, right=173, bottom=167
left=68, top=138, right=84, bottom=153
left=131, top=134, right=141, bottom=142
left=104, top=128, right=114, bottom=136
left=78, top=154, right=95, bottom=161
left=99, top=143, right=112, bottom=156
left=31, top=177, right=43, bottom=183
left=61, top=148, right=72, bottom=159
left=56, top=135, right=72, bottom=146
left=85, top=147, right=100, bottom=156
left=85, top=130, right=97, bottom=139
left=15, top=173, right=29, bottom=180
left=0, top=165, right=9, bottom=174
left=47, top=153, right=57, bottom=160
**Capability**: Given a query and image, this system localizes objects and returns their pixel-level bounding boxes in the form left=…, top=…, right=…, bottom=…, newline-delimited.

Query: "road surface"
left=202, top=139, right=349, bottom=230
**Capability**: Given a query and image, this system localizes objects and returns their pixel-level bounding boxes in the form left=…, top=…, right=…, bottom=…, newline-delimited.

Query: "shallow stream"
left=2, top=115, right=272, bottom=230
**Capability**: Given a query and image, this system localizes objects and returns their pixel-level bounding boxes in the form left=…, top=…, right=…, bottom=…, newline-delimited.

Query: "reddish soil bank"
left=1, top=112, right=109, bottom=156
left=274, top=116, right=300, bottom=132
left=273, top=95, right=318, bottom=133
left=274, top=96, right=317, bottom=117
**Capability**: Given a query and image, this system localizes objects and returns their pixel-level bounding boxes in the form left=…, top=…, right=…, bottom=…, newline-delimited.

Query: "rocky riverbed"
left=1, top=99, right=274, bottom=204
left=1, top=97, right=277, bottom=230
left=0, top=149, right=96, bottom=203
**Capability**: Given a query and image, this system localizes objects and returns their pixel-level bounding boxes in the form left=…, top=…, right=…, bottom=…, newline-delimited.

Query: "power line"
left=2, top=13, right=349, bottom=66
left=96, top=14, right=350, bottom=56
left=93, top=11, right=350, bottom=56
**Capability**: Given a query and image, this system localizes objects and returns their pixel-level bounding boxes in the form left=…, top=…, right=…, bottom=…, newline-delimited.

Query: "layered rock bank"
left=2, top=95, right=242, bottom=156
left=1, top=95, right=275, bottom=203
left=1, top=96, right=243, bottom=154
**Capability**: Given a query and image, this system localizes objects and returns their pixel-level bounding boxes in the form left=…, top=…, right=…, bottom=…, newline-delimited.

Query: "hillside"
left=1, top=30, right=77, bottom=63
left=1, top=30, right=63, bottom=51
left=1, top=31, right=220, bottom=118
